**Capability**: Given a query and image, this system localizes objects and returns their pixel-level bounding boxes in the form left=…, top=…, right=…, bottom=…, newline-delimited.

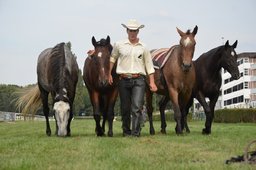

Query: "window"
left=244, top=69, right=249, bottom=75
left=244, top=82, right=249, bottom=89
left=224, top=95, right=244, bottom=106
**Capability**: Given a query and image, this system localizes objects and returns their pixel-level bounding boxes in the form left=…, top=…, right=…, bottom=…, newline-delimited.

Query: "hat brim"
left=121, top=23, right=145, bottom=30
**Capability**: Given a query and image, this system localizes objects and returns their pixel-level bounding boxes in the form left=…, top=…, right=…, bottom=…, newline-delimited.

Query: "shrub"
left=214, top=108, right=256, bottom=123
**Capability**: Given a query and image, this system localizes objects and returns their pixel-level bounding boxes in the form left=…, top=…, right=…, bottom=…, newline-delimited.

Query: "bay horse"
left=158, top=40, right=239, bottom=134
left=146, top=26, right=198, bottom=135
left=83, top=36, right=118, bottom=137
left=16, top=42, right=79, bottom=136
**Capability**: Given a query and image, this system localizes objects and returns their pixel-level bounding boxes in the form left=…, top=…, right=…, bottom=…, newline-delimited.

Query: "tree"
left=0, top=84, right=21, bottom=112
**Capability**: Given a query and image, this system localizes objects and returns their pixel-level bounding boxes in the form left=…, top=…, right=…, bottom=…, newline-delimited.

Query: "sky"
left=0, top=0, right=255, bottom=86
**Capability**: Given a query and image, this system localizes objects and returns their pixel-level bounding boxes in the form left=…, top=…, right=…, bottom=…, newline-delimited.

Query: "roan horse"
left=158, top=40, right=239, bottom=134
left=16, top=42, right=79, bottom=136
left=83, top=36, right=118, bottom=137
left=146, top=26, right=198, bottom=135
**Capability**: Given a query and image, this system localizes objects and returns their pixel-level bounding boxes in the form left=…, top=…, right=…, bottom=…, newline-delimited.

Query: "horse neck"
left=50, top=43, right=68, bottom=94
left=198, top=47, right=223, bottom=78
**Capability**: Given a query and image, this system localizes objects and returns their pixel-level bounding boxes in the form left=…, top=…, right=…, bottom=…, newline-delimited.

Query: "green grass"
left=0, top=119, right=256, bottom=170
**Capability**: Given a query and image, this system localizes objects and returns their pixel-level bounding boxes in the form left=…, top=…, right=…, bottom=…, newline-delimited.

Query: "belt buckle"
left=126, top=74, right=132, bottom=78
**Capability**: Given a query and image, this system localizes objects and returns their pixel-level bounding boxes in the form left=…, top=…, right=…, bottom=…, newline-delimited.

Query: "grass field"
left=0, top=119, right=256, bottom=170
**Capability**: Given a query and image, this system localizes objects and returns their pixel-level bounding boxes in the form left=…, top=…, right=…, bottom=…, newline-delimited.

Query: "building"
left=194, top=52, right=256, bottom=112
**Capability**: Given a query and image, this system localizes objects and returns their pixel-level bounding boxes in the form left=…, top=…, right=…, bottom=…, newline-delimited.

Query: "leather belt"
left=120, top=73, right=141, bottom=79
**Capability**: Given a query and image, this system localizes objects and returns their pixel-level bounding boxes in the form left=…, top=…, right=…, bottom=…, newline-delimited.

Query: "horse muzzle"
left=182, top=63, right=192, bottom=72
left=58, top=128, right=67, bottom=137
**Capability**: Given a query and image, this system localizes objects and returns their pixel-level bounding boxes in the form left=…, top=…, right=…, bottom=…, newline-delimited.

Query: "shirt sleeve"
left=110, top=42, right=119, bottom=63
left=143, top=48, right=155, bottom=75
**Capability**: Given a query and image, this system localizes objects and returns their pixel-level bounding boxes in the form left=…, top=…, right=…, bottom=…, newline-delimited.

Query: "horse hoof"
left=176, top=131, right=183, bottom=135
left=160, top=129, right=167, bottom=134
left=46, top=130, right=51, bottom=136
left=175, top=128, right=183, bottom=135
left=97, top=133, right=105, bottom=137
left=150, top=129, right=155, bottom=135
left=108, top=131, right=113, bottom=137
left=202, top=128, right=211, bottom=135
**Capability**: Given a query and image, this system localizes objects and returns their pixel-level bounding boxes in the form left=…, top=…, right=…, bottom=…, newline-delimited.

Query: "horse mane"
left=186, top=30, right=191, bottom=34
left=97, top=38, right=113, bottom=52
left=199, top=45, right=224, bottom=61
left=48, top=42, right=66, bottom=93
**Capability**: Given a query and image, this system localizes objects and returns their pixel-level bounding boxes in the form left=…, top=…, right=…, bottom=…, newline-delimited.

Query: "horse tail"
left=16, top=84, right=41, bottom=115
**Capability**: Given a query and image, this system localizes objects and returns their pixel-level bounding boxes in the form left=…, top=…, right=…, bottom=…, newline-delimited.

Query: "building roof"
left=238, top=52, right=256, bottom=59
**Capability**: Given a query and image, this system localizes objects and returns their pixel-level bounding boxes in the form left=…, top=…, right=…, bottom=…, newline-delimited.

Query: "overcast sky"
left=1, top=0, right=255, bottom=86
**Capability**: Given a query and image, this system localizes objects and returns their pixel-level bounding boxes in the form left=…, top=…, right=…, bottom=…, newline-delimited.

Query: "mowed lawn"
left=0, top=119, right=256, bottom=170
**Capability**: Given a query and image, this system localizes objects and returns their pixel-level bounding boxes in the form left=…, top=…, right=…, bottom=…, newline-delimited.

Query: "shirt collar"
left=124, top=39, right=143, bottom=46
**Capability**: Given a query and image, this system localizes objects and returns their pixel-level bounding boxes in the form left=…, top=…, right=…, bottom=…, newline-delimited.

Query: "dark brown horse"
left=158, top=40, right=239, bottom=134
left=146, top=26, right=198, bottom=135
left=16, top=42, right=79, bottom=137
left=83, top=36, right=118, bottom=137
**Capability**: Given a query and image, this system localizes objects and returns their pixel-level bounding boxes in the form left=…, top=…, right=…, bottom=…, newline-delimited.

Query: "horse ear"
left=176, top=27, right=185, bottom=37
left=106, top=36, right=110, bottom=44
left=192, top=25, right=198, bottom=36
left=225, top=40, right=230, bottom=48
left=232, top=40, right=238, bottom=48
left=92, top=36, right=97, bottom=47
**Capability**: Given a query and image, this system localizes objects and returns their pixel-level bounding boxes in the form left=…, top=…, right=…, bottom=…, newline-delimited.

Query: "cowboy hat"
left=121, top=19, right=145, bottom=30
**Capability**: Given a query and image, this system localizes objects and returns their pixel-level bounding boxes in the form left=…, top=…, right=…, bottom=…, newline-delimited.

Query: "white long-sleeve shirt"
left=110, top=39, right=155, bottom=75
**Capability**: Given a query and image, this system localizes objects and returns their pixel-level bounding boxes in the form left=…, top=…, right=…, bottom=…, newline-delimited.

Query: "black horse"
left=16, top=43, right=79, bottom=137
left=83, top=36, right=118, bottom=137
left=158, top=40, right=240, bottom=134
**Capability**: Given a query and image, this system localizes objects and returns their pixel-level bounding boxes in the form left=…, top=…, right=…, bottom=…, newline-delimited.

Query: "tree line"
left=0, top=70, right=165, bottom=116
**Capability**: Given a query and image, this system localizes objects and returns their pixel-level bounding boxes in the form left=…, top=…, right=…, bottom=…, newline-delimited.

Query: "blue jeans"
left=118, top=76, right=146, bottom=136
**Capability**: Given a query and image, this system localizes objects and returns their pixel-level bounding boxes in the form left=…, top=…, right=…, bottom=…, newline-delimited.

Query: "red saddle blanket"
left=151, top=46, right=176, bottom=69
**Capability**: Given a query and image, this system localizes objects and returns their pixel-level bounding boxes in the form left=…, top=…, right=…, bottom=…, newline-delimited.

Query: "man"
left=108, top=19, right=157, bottom=137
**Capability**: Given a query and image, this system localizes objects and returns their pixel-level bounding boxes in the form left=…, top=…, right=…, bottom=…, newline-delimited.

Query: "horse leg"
left=102, top=112, right=106, bottom=134
left=107, top=90, right=118, bottom=137
left=145, top=88, right=155, bottom=135
left=106, top=105, right=114, bottom=137
left=196, top=92, right=211, bottom=134
left=159, top=96, right=169, bottom=134
left=66, top=102, right=74, bottom=137
left=91, top=93, right=104, bottom=136
left=184, top=97, right=193, bottom=133
left=39, top=86, right=51, bottom=136
left=101, top=96, right=106, bottom=134
left=169, top=89, right=182, bottom=135
left=204, top=95, right=218, bottom=134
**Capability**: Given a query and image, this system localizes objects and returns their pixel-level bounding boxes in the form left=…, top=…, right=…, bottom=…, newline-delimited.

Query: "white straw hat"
left=121, top=19, right=145, bottom=30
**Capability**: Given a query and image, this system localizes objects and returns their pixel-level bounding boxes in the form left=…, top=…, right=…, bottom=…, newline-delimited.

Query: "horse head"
left=91, top=36, right=112, bottom=87
left=221, top=40, right=240, bottom=80
left=177, top=25, right=198, bottom=71
left=53, top=88, right=70, bottom=137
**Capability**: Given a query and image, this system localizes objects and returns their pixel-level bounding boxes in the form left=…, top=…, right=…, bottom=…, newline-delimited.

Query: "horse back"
left=37, top=48, right=52, bottom=91
left=37, top=44, right=78, bottom=94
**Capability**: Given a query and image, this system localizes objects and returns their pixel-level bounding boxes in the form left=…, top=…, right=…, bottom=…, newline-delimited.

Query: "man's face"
left=127, top=29, right=139, bottom=41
